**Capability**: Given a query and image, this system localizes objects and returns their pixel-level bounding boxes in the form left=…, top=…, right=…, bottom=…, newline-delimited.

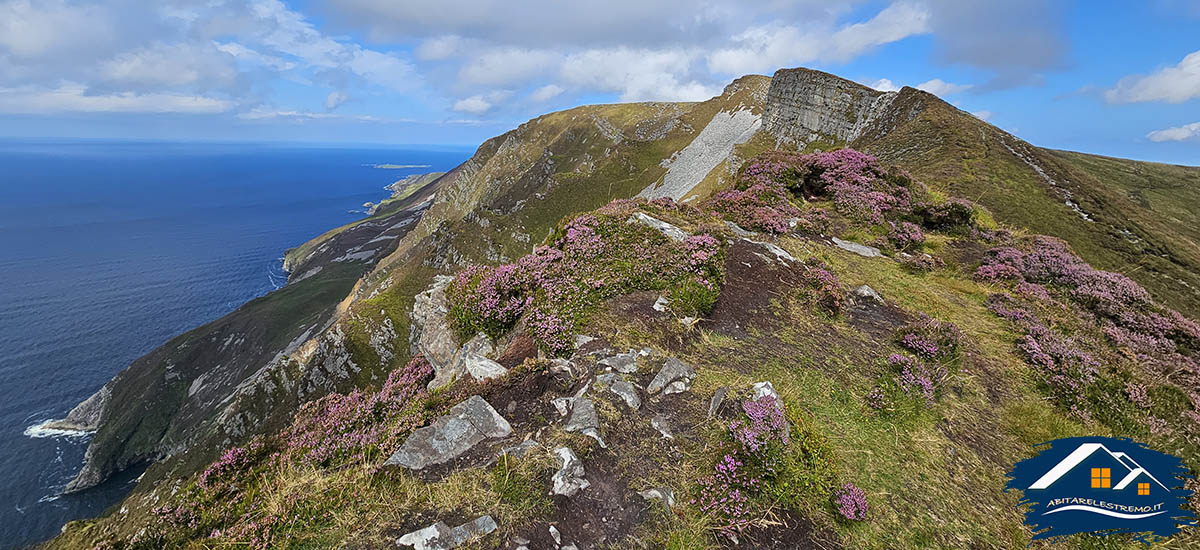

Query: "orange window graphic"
left=1091, top=468, right=1111, bottom=488
left=1138, top=483, right=1150, bottom=495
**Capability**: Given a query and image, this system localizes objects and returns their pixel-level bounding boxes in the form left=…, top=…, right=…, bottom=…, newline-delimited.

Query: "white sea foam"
left=23, top=420, right=94, bottom=439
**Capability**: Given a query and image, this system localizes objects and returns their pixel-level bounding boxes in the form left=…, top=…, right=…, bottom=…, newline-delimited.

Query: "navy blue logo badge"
left=1006, top=436, right=1195, bottom=542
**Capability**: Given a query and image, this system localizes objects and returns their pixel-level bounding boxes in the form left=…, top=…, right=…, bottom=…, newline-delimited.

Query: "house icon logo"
left=1006, top=436, right=1195, bottom=543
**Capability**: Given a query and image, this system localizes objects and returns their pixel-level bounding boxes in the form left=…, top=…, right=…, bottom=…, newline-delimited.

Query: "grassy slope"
left=855, top=91, right=1200, bottom=317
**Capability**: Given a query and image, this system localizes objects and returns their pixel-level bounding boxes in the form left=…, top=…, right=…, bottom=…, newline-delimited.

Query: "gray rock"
left=574, top=334, right=595, bottom=347
left=724, top=221, right=755, bottom=237
left=551, top=447, right=590, bottom=496
left=549, top=525, right=563, bottom=545
left=627, top=212, right=688, bottom=242
left=462, top=353, right=507, bottom=382
left=652, top=295, right=669, bottom=312
left=708, top=386, right=730, bottom=418
left=610, top=381, right=641, bottom=410
left=397, top=515, right=497, bottom=550
left=385, top=396, right=512, bottom=469
left=652, top=414, right=673, bottom=439
left=832, top=237, right=882, bottom=258
left=411, top=276, right=459, bottom=388
left=852, top=284, right=884, bottom=303
left=746, top=239, right=796, bottom=263
left=598, top=351, right=639, bottom=373
left=638, top=487, right=677, bottom=508
left=563, top=397, right=606, bottom=447
left=497, top=439, right=539, bottom=460
left=762, top=67, right=898, bottom=145
left=647, top=358, right=696, bottom=395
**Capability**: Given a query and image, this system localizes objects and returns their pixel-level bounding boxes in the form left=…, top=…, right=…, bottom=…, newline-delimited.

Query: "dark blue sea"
left=0, top=139, right=469, bottom=548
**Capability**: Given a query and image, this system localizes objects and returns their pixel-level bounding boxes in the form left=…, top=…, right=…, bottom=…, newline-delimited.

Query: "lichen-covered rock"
left=832, top=237, right=883, bottom=258
left=853, top=284, right=884, bottom=303
left=551, top=447, right=589, bottom=496
left=626, top=212, right=688, bottom=242
left=598, top=350, right=639, bottom=373
left=397, top=515, right=497, bottom=550
left=762, top=67, right=898, bottom=145
left=384, top=396, right=512, bottom=470
left=647, top=357, right=695, bottom=395
left=411, top=276, right=459, bottom=386
left=609, top=381, right=641, bottom=410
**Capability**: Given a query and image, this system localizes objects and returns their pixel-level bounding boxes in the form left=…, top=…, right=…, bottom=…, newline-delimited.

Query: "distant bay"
left=0, top=139, right=470, bottom=549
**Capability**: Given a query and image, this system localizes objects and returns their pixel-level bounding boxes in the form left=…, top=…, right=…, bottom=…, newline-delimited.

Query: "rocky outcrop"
left=397, top=515, right=497, bottom=550
left=646, top=358, right=695, bottom=395
left=638, top=108, right=761, bottom=200
left=384, top=396, right=512, bottom=470
left=762, top=67, right=896, bottom=146
left=41, top=384, right=110, bottom=433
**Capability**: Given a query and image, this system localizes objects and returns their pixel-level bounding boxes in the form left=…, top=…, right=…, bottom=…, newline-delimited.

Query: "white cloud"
left=325, top=91, right=349, bottom=109
left=459, top=48, right=559, bottom=86
left=872, top=78, right=900, bottom=92
left=971, top=110, right=993, bottom=121
left=100, top=42, right=238, bottom=88
left=0, top=83, right=232, bottom=114
left=1106, top=50, right=1200, bottom=104
left=562, top=48, right=718, bottom=102
left=707, top=2, right=930, bottom=75
left=453, top=95, right=494, bottom=114
left=1147, top=121, right=1200, bottom=142
left=0, top=0, right=117, bottom=60
left=530, top=84, right=565, bottom=101
left=916, top=78, right=972, bottom=96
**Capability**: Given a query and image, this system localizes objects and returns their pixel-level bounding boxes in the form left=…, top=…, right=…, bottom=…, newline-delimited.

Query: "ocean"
left=0, top=139, right=470, bottom=549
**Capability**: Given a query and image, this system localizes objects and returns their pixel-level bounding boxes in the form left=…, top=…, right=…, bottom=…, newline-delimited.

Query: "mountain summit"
left=50, top=67, right=1200, bottom=549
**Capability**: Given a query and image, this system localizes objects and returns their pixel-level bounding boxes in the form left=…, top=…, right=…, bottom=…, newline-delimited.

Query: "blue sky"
left=1, top=0, right=1198, bottom=164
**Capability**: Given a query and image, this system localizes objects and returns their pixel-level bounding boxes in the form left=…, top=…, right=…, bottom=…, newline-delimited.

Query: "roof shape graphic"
left=1028, top=443, right=1168, bottom=491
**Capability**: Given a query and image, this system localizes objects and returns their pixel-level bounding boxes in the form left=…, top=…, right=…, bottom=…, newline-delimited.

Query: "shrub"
left=878, top=221, right=925, bottom=252
left=915, top=198, right=975, bottom=230
left=668, top=275, right=720, bottom=317
left=799, top=258, right=846, bottom=314
left=446, top=263, right=531, bottom=340
left=833, top=482, right=868, bottom=521
left=899, top=253, right=944, bottom=273
left=896, top=314, right=966, bottom=363
left=705, top=183, right=799, bottom=234
left=889, top=353, right=946, bottom=403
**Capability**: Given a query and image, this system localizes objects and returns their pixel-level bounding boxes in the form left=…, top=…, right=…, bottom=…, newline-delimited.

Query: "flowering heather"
left=730, top=395, right=789, bottom=457
left=800, top=257, right=846, bottom=313
left=198, top=441, right=264, bottom=491
left=915, top=198, right=976, bottom=229
left=987, top=293, right=1037, bottom=324
left=896, top=314, right=965, bottom=362
left=889, top=353, right=944, bottom=403
left=704, top=182, right=799, bottom=234
left=447, top=200, right=726, bottom=354
left=865, top=387, right=887, bottom=410
left=792, top=207, right=833, bottom=235
left=694, top=453, right=758, bottom=537
left=280, top=355, right=432, bottom=466
left=1126, top=382, right=1151, bottom=409
left=879, top=221, right=926, bottom=252
left=1018, top=324, right=1099, bottom=411
left=834, top=482, right=868, bottom=521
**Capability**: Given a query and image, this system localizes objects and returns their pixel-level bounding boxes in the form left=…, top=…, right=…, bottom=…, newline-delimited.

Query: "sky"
left=1, top=0, right=1199, bottom=164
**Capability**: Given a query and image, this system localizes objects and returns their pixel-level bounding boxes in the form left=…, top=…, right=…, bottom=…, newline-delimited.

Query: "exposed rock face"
left=411, top=276, right=459, bottom=387
left=647, top=358, right=696, bottom=395
left=832, top=237, right=883, bottom=258
left=397, top=515, right=497, bottom=550
left=626, top=212, right=688, bottom=242
left=762, top=67, right=897, bottom=146
left=638, top=108, right=761, bottom=200
left=384, top=396, right=512, bottom=470
left=42, top=384, right=111, bottom=433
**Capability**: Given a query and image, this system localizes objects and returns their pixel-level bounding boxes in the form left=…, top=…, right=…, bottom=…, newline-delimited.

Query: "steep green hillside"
left=49, top=68, right=1200, bottom=550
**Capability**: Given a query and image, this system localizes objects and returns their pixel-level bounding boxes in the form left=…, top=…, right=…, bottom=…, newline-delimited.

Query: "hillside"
left=48, top=68, right=1200, bottom=549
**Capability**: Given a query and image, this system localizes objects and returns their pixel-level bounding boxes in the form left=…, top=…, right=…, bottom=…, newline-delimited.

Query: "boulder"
left=562, top=397, right=606, bottom=447
left=610, top=381, right=641, bottom=410
left=551, top=447, right=590, bottom=496
left=384, top=396, right=512, bottom=469
left=708, top=386, right=730, bottom=418
left=627, top=212, right=688, bottom=242
left=598, top=350, right=639, bottom=373
left=461, top=353, right=507, bottom=382
left=411, top=276, right=459, bottom=388
left=397, top=515, right=497, bottom=550
left=852, top=284, right=884, bottom=303
left=651, top=414, right=673, bottom=439
left=638, top=487, right=677, bottom=508
left=832, top=237, right=882, bottom=258
left=647, top=358, right=696, bottom=395
left=746, top=239, right=796, bottom=263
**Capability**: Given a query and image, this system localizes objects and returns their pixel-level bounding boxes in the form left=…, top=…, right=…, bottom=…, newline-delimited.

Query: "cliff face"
left=56, top=66, right=1200, bottom=528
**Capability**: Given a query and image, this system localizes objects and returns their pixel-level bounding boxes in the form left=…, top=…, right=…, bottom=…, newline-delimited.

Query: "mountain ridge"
left=47, top=66, right=1200, bottom=550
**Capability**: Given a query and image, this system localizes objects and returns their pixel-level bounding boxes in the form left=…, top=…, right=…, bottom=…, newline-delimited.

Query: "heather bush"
left=834, top=482, right=869, bottom=521
left=1018, top=324, right=1099, bottom=415
left=280, top=355, right=432, bottom=467
left=792, top=207, right=833, bottom=235
left=704, top=183, right=799, bottom=234
left=447, top=200, right=727, bottom=355
left=914, top=198, right=975, bottom=230
left=888, top=353, right=946, bottom=403
left=198, top=440, right=267, bottom=492
left=896, top=314, right=966, bottom=363
left=877, top=221, right=926, bottom=252
left=798, top=257, right=846, bottom=314
left=865, top=387, right=887, bottom=410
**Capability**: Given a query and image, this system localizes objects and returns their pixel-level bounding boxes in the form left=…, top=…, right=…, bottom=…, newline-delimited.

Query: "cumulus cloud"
left=1106, top=50, right=1200, bottom=104
left=530, top=84, right=565, bottom=102
left=872, top=78, right=901, bottom=92
left=1147, top=121, right=1200, bottom=142
left=916, top=78, right=972, bottom=96
left=100, top=42, right=238, bottom=89
left=325, top=90, right=349, bottom=109
left=452, top=90, right=512, bottom=114
left=562, top=48, right=718, bottom=102
left=971, top=110, right=993, bottom=121
left=924, top=0, right=1067, bottom=89
left=459, top=48, right=558, bottom=86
